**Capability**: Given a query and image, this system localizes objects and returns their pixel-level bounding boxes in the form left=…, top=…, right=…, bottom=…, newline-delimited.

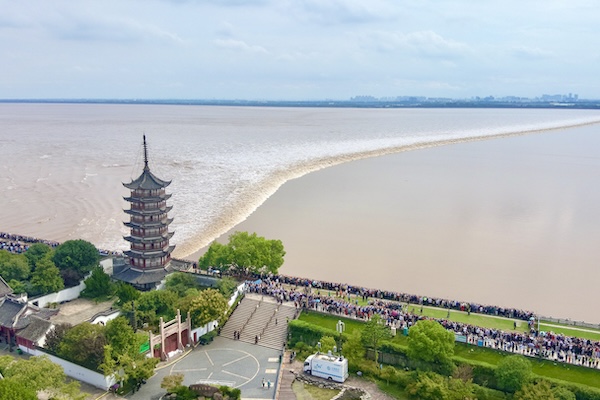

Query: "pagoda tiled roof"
left=112, top=266, right=168, bottom=285
left=124, top=218, right=174, bottom=229
left=124, top=245, right=175, bottom=259
left=124, top=232, right=174, bottom=243
left=0, top=275, right=13, bottom=298
left=124, top=206, right=173, bottom=217
left=16, top=316, right=52, bottom=342
left=123, top=167, right=171, bottom=190
left=123, top=193, right=171, bottom=203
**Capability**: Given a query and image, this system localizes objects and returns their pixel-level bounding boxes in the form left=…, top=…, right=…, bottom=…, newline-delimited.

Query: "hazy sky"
left=1, top=0, right=598, bottom=100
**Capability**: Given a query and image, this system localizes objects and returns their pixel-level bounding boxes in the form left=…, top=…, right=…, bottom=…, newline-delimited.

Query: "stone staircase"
left=221, top=293, right=297, bottom=350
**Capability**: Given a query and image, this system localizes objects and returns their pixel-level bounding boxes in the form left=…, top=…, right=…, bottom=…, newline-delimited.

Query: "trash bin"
left=403, top=327, right=409, bottom=336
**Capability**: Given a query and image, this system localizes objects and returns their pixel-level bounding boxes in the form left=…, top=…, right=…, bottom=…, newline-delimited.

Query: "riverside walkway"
left=246, top=276, right=600, bottom=370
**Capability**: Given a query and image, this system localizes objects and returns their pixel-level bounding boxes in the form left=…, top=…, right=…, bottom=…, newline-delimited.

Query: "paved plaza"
left=125, top=336, right=282, bottom=400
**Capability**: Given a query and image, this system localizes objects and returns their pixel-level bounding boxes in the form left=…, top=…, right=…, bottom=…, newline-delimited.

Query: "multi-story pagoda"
left=113, top=135, right=175, bottom=290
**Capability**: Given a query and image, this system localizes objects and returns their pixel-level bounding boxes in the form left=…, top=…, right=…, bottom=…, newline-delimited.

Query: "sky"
left=1, top=0, right=599, bottom=100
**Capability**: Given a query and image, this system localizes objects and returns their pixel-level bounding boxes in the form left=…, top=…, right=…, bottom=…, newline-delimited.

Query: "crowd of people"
left=0, top=232, right=120, bottom=257
left=0, top=232, right=60, bottom=253
left=244, top=273, right=600, bottom=370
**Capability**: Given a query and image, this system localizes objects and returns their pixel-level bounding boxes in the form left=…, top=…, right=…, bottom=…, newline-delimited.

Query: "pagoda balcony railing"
left=131, top=227, right=170, bottom=237
left=130, top=202, right=167, bottom=211
left=131, top=242, right=169, bottom=251
left=130, top=215, right=171, bottom=224
left=132, top=189, right=166, bottom=198
left=131, top=258, right=165, bottom=269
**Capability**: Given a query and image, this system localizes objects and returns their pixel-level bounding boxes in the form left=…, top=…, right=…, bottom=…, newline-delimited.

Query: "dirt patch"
left=50, top=298, right=115, bottom=325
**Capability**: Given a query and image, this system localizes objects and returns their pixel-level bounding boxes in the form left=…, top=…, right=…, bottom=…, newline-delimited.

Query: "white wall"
left=29, top=280, right=87, bottom=308
left=19, top=347, right=116, bottom=390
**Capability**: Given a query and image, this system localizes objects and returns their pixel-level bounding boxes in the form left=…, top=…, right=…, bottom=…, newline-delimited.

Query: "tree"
left=407, top=319, right=455, bottom=375
left=0, top=355, right=83, bottom=400
left=361, top=314, right=391, bottom=363
left=115, top=282, right=141, bottom=306
left=105, top=317, right=145, bottom=356
left=53, top=239, right=100, bottom=282
left=45, top=323, right=72, bottom=354
left=0, top=379, right=38, bottom=400
left=552, top=386, right=576, bottom=400
left=380, top=365, right=399, bottom=385
left=216, top=276, right=239, bottom=298
left=165, top=272, right=200, bottom=297
left=407, top=371, right=474, bottom=400
left=24, top=243, right=52, bottom=268
left=81, top=266, right=114, bottom=299
left=0, top=250, right=30, bottom=281
left=29, top=254, right=64, bottom=295
left=197, top=241, right=230, bottom=270
left=198, top=231, right=286, bottom=274
left=58, top=322, right=107, bottom=369
left=188, top=288, right=229, bottom=327
left=136, top=290, right=178, bottom=329
left=161, top=373, right=184, bottom=394
left=495, top=355, right=532, bottom=393
left=318, top=335, right=337, bottom=354
left=342, top=330, right=365, bottom=370
left=514, top=381, right=556, bottom=400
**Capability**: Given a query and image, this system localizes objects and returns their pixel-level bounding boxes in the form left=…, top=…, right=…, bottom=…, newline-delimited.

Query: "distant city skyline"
left=1, top=1, right=599, bottom=100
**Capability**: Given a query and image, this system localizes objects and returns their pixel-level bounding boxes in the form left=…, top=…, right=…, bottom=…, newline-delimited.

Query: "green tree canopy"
left=407, top=319, right=455, bottom=375
left=0, top=355, right=83, bottom=400
left=199, top=231, right=286, bottom=274
left=53, top=239, right=100, bottom=282
left=105, top=316, right=145, bottom=356
left=552, top=386, right=577, bottom=400
left=197, top=242, right=230, bottom=270
left=188, top=288, right=229, bottom=327
left=165, top=272, right=200, bottom=297
left=216, top=276, right=239, bottom=298
left=115, top=282, right=141, bottom=306
left=495, top=354, right=533, bottom=393
left=30, top=254, right=64, bottom=296
left=361, top=314, right=391, bottom=363
left=341, top=330, right=365, bottom=370
left=24, top=243, right=52, bottom=268
left=57, top=322, right=107, bottom=369
left=318, top=335, right=337, bottom=354
left=136, top=289, right=178, bottom=328
left=406, top=371, right=475, bottom=400
left=0, top=250, right=30, bottom=282
left=514, top=381, right=556, bottom=400
left=0, top=379, right=38, bottom=400
left=81, top=266, right=114, bottom=299
left=44, top=323, right=72, bottom=354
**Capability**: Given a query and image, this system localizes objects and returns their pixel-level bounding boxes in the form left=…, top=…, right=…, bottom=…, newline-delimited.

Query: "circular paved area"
left=169, top=347, right=261, bottom=388
left=125, top=336, right=282, bottom=399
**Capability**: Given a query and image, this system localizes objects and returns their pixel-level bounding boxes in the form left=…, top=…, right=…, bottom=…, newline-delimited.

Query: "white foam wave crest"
left=172, top=115, right=600, bottom=258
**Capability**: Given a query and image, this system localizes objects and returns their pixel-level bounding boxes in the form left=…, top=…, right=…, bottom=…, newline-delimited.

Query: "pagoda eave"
left=123, top=193, right=172, bottom=203
left=124, top=218, right=174, bottom=229
left=124, top=232, right=174, bottom=243
left=124, top=206, right=173, bottom=217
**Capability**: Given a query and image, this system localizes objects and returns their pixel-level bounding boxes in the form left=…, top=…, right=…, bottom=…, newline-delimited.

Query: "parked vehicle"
left=303, top=352, right=348, bottom=383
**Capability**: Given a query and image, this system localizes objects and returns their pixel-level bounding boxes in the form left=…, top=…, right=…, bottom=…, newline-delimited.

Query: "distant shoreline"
left=1, top=98, right=600, bottom=110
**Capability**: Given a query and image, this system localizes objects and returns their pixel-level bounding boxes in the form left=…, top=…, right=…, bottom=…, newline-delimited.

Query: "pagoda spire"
left=143, top=134, right=149, bottom=171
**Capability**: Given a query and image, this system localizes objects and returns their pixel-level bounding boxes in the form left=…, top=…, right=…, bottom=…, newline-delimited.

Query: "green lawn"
left=539, top=323, right=600, bottom=341
left=407, top=305, right=529, bottom=333
left=298, top=311, right=600, bottom=390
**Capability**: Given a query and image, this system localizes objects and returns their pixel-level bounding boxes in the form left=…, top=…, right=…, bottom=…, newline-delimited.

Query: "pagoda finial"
left=143, top=134, right=149, bottom=171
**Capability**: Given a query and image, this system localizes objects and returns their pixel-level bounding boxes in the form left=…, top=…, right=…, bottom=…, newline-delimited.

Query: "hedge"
left=288, top=320, right=340, bottom=347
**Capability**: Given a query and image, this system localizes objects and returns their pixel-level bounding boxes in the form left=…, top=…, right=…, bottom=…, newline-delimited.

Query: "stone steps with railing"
left=221, top=293, right=299, bottom=349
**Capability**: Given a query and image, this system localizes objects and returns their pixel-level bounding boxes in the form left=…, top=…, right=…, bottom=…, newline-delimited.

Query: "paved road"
left=125, top=336, right=282, bottom=400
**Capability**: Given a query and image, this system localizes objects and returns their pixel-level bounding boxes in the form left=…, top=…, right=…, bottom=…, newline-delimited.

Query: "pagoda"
left=113, top=135, right=175, bottom=289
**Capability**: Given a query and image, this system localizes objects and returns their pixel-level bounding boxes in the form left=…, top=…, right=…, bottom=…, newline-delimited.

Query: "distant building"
left=113, top=135, right=176, bottom=290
